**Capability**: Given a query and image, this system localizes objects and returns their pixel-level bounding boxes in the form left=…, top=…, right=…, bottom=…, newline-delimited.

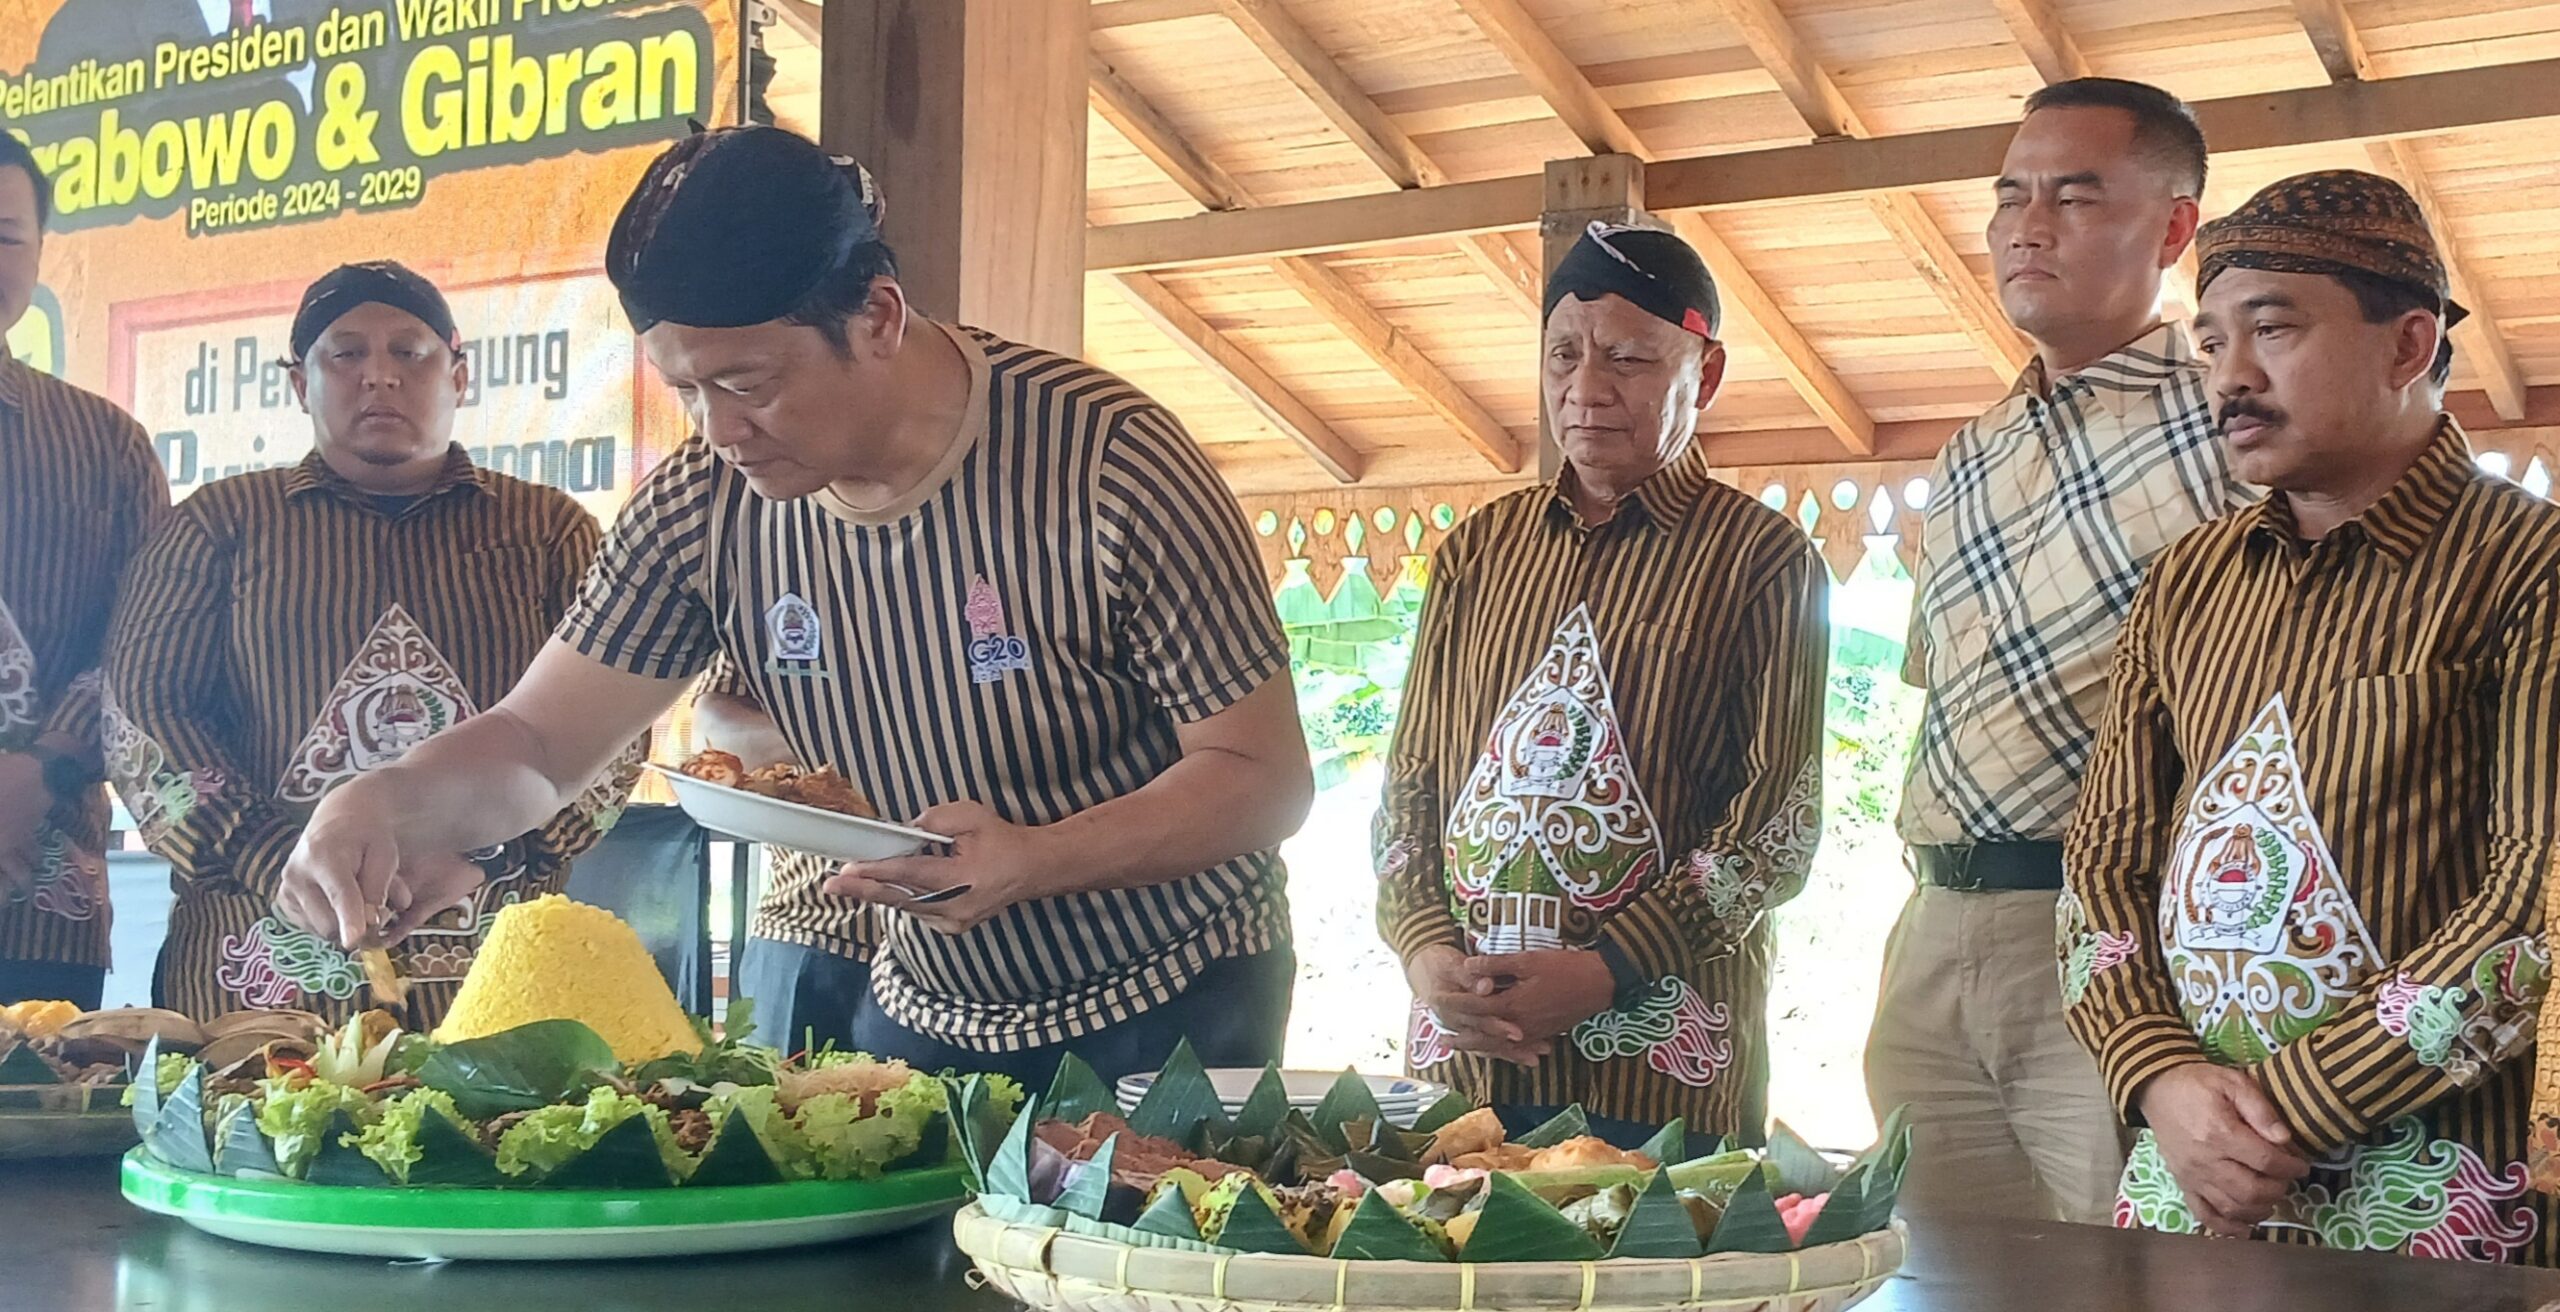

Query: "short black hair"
left=2023, top=78, right=2208, bottom=199
left=781, top=239, right=900, bottom=356
left=2331, top=266, right=2456, bottom=388
left=0, top=132, right=50, bottom=232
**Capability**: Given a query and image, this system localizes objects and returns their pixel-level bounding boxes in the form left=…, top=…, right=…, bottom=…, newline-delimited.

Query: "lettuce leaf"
left=121, top=1053, right=192, bottom=1106
left=794, top=1090, right=928, bottom=1181
left=354, top=1088, right=468, bottom=1184
left=705, top=1085, right=817, bottom=1181
left=495, top=1087, right=692, bottom=1181
left=255, top=1078, right=378, bottom=1178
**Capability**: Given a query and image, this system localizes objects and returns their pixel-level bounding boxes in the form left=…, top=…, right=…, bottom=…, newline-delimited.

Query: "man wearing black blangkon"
left=274, top=125, right=1313, bottom=1089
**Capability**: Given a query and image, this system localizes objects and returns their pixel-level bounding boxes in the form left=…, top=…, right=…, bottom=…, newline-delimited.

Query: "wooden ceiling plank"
left=1988, top=0, right=2096, bottom=85
left=1702, top=0, right=1865, bottom=139
left=1269, top=256, right=1527, bottom=473
left=1085, top=57, right=2560, bottom=273
left=1208, top=0, right=1446, bottom=188
left=1107, top=272, right=1368, bottom=483
left=1449, top=0, right=1648, bottom=156
left=1090, top=48, right=1522, bottom=474
left=2370, top=139, right=2531, bottom=421
left=1087, top=53, right=1249, bottom=211
left=2290, top=0, right=2378, bottom=82
left=1092, top=0, right=1221, bottom=30
left=1662, top=211, right=1877, bottom=455
left=1869, top=192, right=2035, bottom=378
left=1693, top=0, right=2033, bottom=379
left=1449, top=0, right=1878, bottom=454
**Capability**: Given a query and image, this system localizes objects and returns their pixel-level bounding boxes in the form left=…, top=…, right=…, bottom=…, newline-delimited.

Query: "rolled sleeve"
left=556, top=439, right=720, bottom=682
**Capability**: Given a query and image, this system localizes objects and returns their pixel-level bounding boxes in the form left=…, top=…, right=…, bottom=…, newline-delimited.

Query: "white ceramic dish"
left=650, top=765, right=950, bottom=863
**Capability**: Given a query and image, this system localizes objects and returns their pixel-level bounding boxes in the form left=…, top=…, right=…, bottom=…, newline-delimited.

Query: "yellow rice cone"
left=433, top=894, right=697, bottom=1064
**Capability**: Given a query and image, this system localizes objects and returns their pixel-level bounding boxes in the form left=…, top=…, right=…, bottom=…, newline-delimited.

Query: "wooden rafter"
left=1094, top=0, right=1221, bottom=29
left=1208, top=0, right=1542, bottom=320
left=2275, top=7, right=2526, bottom=420
left=1697, top=0, right=2034, bottom=379
left=1989, top=0, right=2094, bottom=84
left=1110, top=274, right=1367, bottom=483
left=1089, top=50, right=1525, bottom=474
left=1451, top=0, right=1875, bottom=453
left=2290, top=0, right=2376, bottom=82
left=2368, top=140, right=2530, bottom=421
left=1087, top=58, right=2560, bottom=272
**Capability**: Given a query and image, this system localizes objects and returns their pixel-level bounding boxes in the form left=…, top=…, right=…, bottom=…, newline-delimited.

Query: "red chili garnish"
left=270, top=1057, right=316, bottom=1082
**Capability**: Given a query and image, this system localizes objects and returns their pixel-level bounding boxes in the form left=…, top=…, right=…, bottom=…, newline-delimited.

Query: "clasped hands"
left=2137, top=1063, right=2312, bottom=1238
left=1406, top=943, right=1616, bottom=1067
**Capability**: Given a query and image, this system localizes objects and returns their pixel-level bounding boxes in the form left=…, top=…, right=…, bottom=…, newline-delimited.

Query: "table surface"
left=8, top=1157, right=2559, bottom=1312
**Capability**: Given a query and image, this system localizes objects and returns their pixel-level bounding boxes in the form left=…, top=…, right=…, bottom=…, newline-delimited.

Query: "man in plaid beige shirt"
left=1864, top=78, right=2255, bottom=1223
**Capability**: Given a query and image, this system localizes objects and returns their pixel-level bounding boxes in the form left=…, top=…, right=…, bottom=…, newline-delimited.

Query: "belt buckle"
left=1942, top=844, right=1984, bottom=892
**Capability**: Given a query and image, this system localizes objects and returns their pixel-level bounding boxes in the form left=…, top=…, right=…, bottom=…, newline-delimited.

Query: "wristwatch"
left=21, top=742, right=91, bottom=804
left=1594, top=938, right=1651, bottom=1013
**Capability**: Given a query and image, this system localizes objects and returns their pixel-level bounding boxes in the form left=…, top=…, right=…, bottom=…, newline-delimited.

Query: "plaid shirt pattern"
left=1898, top=325, right=2251, bottom=846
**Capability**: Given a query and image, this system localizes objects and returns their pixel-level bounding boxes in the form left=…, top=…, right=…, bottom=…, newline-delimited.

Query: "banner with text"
left=1, top=0, right=736, bottom=512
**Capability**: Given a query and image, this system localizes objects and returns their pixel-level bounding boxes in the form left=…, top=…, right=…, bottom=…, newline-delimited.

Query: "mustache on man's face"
left=2216, top=397, right=2285, bottom=434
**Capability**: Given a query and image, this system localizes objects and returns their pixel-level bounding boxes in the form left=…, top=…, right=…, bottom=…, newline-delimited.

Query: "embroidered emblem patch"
left=2158, top=694, right=2380, bottom=1065
left=965, top=574, right=1030, bottom=684
left=766, top=593, right=824, bottom=663
left=0, top=598, right=37, bottom=735
left=277, top=606, right=479, bottom=804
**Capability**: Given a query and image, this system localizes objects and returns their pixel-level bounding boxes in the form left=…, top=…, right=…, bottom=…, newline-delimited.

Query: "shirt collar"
left=1547, top=443, right=1718, bottom=534
left=2243, top=416, right=2474, bottom=566
left=285, top=444, right=487, bottom=507
left=2010, top=322, right=2196, bottom=421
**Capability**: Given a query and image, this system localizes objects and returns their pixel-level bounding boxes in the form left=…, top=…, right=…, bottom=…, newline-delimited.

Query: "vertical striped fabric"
left=2066, top=420, right=2560, bottom=1263
left=1374, top=450, right=1831, bottom=1135
left=0, top=355, right=166, bottom=969
left=104, top=448, right=618, bottom=1026
left=558, top=324, right=1292, bottom=1053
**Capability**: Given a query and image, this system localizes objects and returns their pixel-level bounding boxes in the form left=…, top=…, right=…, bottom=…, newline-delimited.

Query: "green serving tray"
left=121, top=1149, right=970, bottom=1260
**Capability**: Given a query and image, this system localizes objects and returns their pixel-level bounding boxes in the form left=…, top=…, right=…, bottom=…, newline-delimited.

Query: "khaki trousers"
left=1865, top=885, right=2127, bottom=1225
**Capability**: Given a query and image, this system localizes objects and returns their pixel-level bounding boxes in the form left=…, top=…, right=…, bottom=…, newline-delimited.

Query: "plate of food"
left=652, top=752, right=952, bottom=864
left=946, top=1043, right=1911, bottom=1312
left=119, top=894, right=1021, bottom=1260
left=1, top=1002, right=322, bottom=1160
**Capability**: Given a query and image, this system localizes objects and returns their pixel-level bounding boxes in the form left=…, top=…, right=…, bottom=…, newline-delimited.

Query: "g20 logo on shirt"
left=965, top=575, right=1031, bottom=685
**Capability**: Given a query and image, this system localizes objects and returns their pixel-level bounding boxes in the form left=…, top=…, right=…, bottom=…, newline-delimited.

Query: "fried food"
left=0, top=999, right=77, bottom=1039
left=680, top=749, right=880, bottom=819
left=1425, top=1107, right=1506, bottom=1165
left=1527, top=1136, right=1657, bottom=1172
left=678, top=748, right=746, bottom=787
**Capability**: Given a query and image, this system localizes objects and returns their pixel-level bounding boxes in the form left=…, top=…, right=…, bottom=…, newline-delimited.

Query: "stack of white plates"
left=1113, top=1068, right=1451, bottom=1123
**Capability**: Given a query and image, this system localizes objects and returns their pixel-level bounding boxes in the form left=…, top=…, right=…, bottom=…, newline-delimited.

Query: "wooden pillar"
left=1537, top=154, right=1649, bottom=479
left=818, top=0, right=1090, bottom=355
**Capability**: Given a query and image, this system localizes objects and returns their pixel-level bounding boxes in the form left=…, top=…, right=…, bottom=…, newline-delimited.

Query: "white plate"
left=1117, top=1069, right=1447, bottom=1110
left=650, top=766, right=950, bottom=863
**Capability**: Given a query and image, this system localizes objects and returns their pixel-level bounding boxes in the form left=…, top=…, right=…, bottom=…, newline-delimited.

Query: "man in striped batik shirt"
left=0, top=136, right=167, bottom=1008
left=2068, top=170, right=2560, bottom=1264
left=275, top=126, right=1310, bottom=1089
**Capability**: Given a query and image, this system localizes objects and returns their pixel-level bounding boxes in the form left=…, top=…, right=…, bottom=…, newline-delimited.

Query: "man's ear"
left=2388, top=309, right=2443, bottom=392
left=289, top=363, right=310, bottom=413
left=1695, top=339, right=1730, bottom=412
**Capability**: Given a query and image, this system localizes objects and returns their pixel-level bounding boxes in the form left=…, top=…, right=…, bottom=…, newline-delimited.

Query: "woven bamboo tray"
left=952, top=1202, right=1906, bottom=1312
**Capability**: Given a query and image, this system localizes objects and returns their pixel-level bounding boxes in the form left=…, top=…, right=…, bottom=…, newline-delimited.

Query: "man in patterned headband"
left=105, top=261, right=636, bottom=1025
left=1374, top=221, right=1828, bottom=1136
left=2063, top=168, right=2560, bottom=1264
left=274, top=126, right=1308, bottom=1088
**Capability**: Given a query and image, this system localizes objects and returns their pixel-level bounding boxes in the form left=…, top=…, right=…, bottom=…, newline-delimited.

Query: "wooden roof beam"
left=1086, top=57, right=2560, bottom=272
left=1107, top=273, right=1367, bottom=483
left=2291, top=0, right=2377, bottom=83
left=1699, top=0, right=2034, bottom=378
left=1451, top=0, right=1879, bottom=452
left=1269, top=257, right=1525, bottom=473
left=1210, top=0, right=1444, bottom=188
left=2368, top=139, right=2529, bottom=421
left=2274, top=5, right=2526, bottom=421
left=1989, top=0, right=2094, bottom=84
left=1089, top=50, right=1523, bottom=474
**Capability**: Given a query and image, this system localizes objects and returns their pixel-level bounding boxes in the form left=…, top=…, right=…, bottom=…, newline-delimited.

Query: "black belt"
left=1912, top=841, right=2065, bottom=892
